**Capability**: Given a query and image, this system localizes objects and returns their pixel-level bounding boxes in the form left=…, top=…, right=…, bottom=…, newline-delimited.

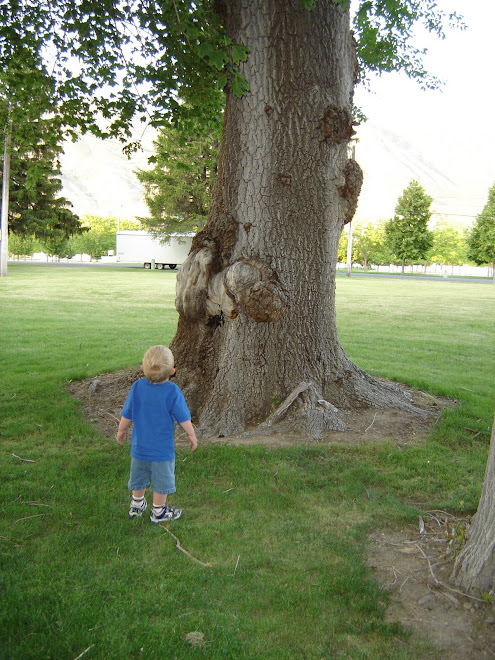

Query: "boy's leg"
left=129, top=491, right=147, bottom=518
left=127, top=459, right=150, bottom=518
left=149, top=460, right=182, bottom=523
left=150, top=495, right=181, bottom=522
left=152, top=493, right=167, bottom=507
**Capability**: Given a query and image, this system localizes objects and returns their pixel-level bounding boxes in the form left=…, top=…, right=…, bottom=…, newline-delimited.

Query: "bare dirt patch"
left=69, top=367, right=495, bottom=657
left=368, top=516, right=495, bottom=658
left=68, top=367, right=447, bottom=446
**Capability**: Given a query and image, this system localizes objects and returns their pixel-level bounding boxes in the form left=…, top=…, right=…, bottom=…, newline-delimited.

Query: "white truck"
left=116, top=230, right=193, bottom=270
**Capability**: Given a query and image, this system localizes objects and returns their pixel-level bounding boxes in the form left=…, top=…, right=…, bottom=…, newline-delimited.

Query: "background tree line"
left=339, top=179, right=495, bottom=276
left=8, top=118, right=495, bottom=274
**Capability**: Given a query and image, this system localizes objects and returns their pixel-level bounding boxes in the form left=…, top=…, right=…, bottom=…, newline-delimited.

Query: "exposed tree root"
left=235, top=373, right=432, bottom=442
left=240, top=381, right=347, bottom=440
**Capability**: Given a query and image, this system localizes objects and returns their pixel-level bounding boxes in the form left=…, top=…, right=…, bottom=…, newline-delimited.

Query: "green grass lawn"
left=1, top=265, right=494, bottom=659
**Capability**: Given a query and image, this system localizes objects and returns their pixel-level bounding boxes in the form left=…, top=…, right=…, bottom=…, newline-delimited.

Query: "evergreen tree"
left=468, top=182, right=495, bottom=280
left=385, top=179, right=433, bottom=274
left=5, top=115, right=83, bottom=240
left=136, top=121, right=221, bottom=236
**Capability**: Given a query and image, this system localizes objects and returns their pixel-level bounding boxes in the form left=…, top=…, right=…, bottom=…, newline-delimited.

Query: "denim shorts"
left=127, top=458, right=176, bottom=495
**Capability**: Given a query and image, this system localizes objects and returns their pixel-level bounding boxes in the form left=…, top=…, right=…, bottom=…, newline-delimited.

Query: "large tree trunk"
left=452, top=414, right=495, bottom=594
left=171, top=0, right=421, bottom=438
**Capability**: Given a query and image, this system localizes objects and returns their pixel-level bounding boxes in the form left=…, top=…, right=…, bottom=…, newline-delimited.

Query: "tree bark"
left=452, top=414, right=495, bottom=594
left=171, top=0, right=422, bottom=438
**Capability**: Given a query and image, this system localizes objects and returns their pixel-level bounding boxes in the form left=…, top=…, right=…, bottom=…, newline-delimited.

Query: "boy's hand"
left=179, top=420, right=198, bottom=451
left=117, top=417, right=131, bottom=445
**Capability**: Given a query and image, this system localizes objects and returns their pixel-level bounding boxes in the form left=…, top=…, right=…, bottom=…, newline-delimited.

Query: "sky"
left=353, top=0, right=495, bottom=226
left=61, top=0, right=495, bottom=227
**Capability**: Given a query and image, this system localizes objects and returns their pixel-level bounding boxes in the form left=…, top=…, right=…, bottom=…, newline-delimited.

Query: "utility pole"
left=345, top=142, right=357, bottom=278
left=0, top=122, right=11, bottom=277
left=345, top=221, right=353, bottom=277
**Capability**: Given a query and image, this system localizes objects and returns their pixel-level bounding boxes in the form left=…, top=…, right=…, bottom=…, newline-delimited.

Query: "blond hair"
left=142, top=345, right=174, bottom=383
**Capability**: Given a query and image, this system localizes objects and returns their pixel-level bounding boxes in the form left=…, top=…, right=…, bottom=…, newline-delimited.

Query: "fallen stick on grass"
left=72, top=645, right=94, bottom=660
left=13, top=514, right=46, bottom=524
left=162, top=526, right=212, bottom=568
left=12, top=454, right=36, bottom=463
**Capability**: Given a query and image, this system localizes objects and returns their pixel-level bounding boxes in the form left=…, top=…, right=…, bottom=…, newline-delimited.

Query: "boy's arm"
left=117, top=416, right=132, bottom=445
left=179, top=419, right=198, bottom=451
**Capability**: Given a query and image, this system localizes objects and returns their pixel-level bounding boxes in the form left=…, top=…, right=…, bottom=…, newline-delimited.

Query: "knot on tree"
left=176, top=247, right=214, bottom=320
left=322, top=105, right=355, bottom=143
left=192, top=212, right=237, bottom=270
left=205, top=271, right=238, bottom=320
left=338, top=159, right=363, bottom=225
left=177, top=250, right=286, bottom=324
left=277, top=173, right=292, bottom=186
left=225, top=260, right=286, bottom=322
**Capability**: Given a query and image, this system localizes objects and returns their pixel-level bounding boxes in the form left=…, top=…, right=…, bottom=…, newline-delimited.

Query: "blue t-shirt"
left=121, top=377, right=191, bottom=461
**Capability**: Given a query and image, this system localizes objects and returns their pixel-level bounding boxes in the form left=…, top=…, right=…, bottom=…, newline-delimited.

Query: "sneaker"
left=128, top=497, right=147, bottom=518
left=150, top=504, right=182, bottom=524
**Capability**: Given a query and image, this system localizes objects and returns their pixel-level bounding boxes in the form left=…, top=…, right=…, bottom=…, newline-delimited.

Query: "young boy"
left=117, top=345, right=198, bottom=523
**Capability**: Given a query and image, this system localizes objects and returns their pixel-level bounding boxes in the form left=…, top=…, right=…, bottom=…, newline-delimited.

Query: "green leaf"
left=232, top=71, right=250, bottom=99
left=232, top=44, right=249, bottom=66
left=217, top=74, right=228, bottom=90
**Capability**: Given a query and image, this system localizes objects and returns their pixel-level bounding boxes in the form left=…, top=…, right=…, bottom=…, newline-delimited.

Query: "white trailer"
left=116, top=230, right=193, bottom=270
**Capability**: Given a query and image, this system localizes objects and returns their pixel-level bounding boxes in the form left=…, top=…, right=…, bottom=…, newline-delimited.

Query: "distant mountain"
left=60, top=122, right=485, bottom=227
left=60, top=132, right=154, bottom=220
left=355, top=119, right=487, bottom=227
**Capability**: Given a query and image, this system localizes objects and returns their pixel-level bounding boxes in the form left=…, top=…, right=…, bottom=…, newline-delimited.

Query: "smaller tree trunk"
left=452, top=414, right=495, bottom=594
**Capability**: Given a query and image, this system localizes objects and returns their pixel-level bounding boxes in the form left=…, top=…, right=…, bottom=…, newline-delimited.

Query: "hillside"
left=59, top=119, right=488, bottom=228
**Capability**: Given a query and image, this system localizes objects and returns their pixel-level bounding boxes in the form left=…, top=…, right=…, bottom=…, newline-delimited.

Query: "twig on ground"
left=101, top=409, right=120, bottom=422
left=12, top=454, right=36, bottom=463
left=483, top=641, right=495, bottom=659
left=72, top=645, right=94, bottom=660
left=387, top=566, right=408, bottom=587
left=40, top=485, right=54, bottom=500
left=0, top=535, right=22, bottom=547
left=162, top=526, right=212, bottom=568
left=414, top=543, right=485, bottom=603
left=364, top=412, right=378, bottom=433
left=426, top=510, right=457, bottom=520
left=13, top=514, right=46, bottom=524
left=399, top=576, right=410, bottom=593
left=232, top=554, right=241, bottom=576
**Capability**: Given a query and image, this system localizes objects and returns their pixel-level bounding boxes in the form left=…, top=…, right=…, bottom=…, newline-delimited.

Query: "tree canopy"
left=0, top=1, right=463, bottom=143
left=385, top=179, right=433, bottom=272
left=428, top=220, right=468, bottom=269
left=468, top=182, right=495, bottom=278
